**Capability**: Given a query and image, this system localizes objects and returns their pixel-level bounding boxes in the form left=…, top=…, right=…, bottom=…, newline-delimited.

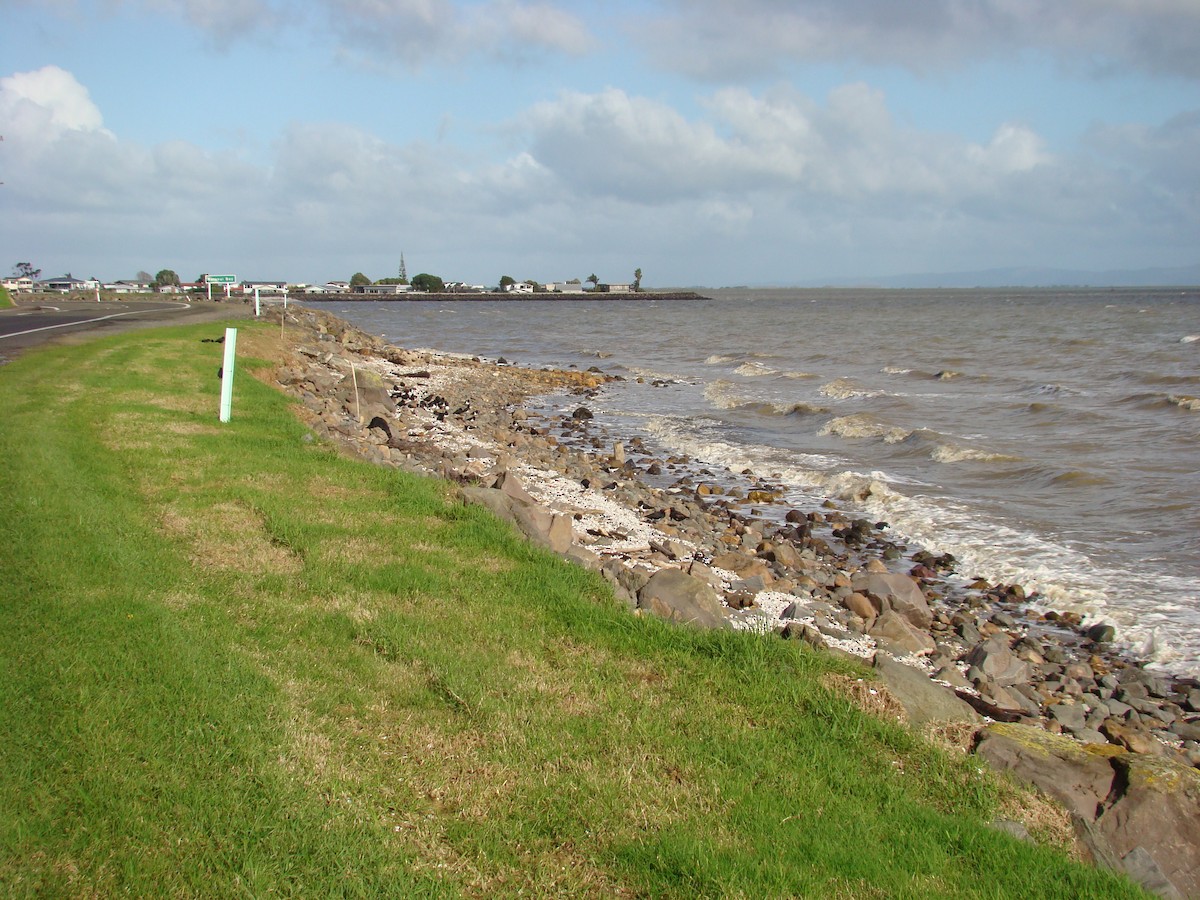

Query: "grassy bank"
left=0, top=320, right=1143, bottom=897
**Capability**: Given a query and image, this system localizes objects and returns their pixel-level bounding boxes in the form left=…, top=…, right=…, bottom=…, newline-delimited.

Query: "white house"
left=104, top=280, right=151, bottom=293
left=39, top=275, right=100, bottom=293
left=354, top=283, right=413, bottom=295
left=241, top=280, right=288, bottom=295
left=596, top=283, right=632, bottom=294
left=1, top=276, right=35, bottom=293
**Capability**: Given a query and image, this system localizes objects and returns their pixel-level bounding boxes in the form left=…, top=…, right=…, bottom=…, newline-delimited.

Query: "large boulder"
left=973, top=723, right=1199, bottom=898
left=964, top=637, right=1033, bottom=687
left=854, top=572, right=932, bottom=629
left=710, top=551, right=774, bottom=583
left=869, top=609, right=935, bottom=657
left=637, top=568, right=728, bottom=629
left=974, top=723, right=1121, bottom=821
left=873, top=654, right=980, bottom=727
left=1097, top=754, right=1200, bottom=898
left=459, top=485, right=573, bottom=554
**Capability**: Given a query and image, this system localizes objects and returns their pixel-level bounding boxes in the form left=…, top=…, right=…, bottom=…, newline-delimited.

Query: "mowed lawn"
left=0, top=321, right=1145, bottom=898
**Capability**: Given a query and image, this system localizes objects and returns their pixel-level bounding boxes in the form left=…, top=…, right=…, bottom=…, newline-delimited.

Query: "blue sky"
left=2, top=0, right=1197, bottom=286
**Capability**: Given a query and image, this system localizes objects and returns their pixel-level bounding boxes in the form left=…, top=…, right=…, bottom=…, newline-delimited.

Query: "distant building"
left=596, top=283, right=632, bottom=293
left=302, top=282, right=350, bottom=295
left=503, top=282, right=534, bottom=294
left=549, top=282, right=585, bottom=294
left=1, top=276, right=35, bottom=293
left=241, top=280, right=288, bottom=295
left=105, top=280, right=151, bottom=293
left=353, top=283, right=412, bottom=295
left=39, top=275, right=99, bottom=293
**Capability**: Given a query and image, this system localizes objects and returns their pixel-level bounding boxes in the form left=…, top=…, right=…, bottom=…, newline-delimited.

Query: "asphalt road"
left=0, top=298, right=256, bottom=360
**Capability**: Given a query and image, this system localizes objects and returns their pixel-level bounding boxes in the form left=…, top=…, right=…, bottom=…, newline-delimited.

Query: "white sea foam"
left=734, top=361, right=774, bottom=377
left=627, top=366, right=692, bottom=384
left=1181, top=335, right=1200, bottom=344
left=881, top=366, right=913, bottom=375
left=819, top=377, right=886, bottom=400
left=820, top=413, right=911, bottom=444
left=930, top=444, right=1020, bottom=464
left=1167, top=394, right=1200, bottom=411
left=705, top=354, right=738, bottom=365
left=703, top=379, right=744, bottom=410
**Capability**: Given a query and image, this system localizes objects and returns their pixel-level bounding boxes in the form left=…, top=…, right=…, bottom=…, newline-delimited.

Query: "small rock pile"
left=261, top=307, right=1200, bottom=897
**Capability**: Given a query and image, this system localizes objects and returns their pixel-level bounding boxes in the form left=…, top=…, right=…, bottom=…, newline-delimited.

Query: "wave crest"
left=819, top=377, right=885, bottom=400
left=820, top=413, right=911, bottom=444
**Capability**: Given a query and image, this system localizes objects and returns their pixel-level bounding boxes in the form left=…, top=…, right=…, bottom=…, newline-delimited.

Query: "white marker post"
left=254, top=286, right=261, bottom=317
left=219, top=327, right=238, bottom=423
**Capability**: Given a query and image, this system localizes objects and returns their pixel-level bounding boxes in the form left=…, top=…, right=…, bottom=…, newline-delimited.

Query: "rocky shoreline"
left=331, top=290, right=709, bottom=302
left=257, top=305, right=1199, bottom=897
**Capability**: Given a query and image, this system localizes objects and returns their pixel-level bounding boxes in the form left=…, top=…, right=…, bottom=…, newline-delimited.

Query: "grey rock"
left=1170, top=720, right=1200, bottom=743
left=1049, top=703, right=1088, bottom=733
left=990, top=820, right=1032, bottom=843
left=964, top=638, right=1032, bottom=687
left=1098, top=755, right=1200, bottom=898
left=1119, top=847, right=1184, bottom=900
left=855, top=572, right=933, bottom=630
left=869, top=609, right=935, bottom=657
left=637, top=568, right=728, bottom=630
left=873, top=654, right=980, bottom=727
left=974, top=724, right=1117, bottom=821
left=932, top=666, right=973, bottom=690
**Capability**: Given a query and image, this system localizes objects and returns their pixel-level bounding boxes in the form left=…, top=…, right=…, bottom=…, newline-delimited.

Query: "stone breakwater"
left=261, top=307, right=1200, bottom=897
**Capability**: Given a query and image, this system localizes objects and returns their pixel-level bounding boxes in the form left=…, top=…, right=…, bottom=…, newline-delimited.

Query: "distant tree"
left=499, top=275, right=515, bottom=290
left=586, top=273, right=599, bottom=289
left=410, top=273, right=444, bottom=293
left=153, top=269, right=180, bottom=289
left=633, top=267, right=643, bottom=291
left=523, top=279, right=541, bottom=291
left=136, top=270, right=153, bottom=284
left=375, top=277, right=403, bottom=284
left=13, top=262, right=40, bottom=280
left=566, top=278, right=581, bottom=285
left=398, top=254, right=408, bottom=284
left=349, top=272, right=371, bottom=287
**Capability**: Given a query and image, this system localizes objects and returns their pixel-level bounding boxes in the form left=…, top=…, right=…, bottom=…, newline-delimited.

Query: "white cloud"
left=1, top=66, right=1196, bottom=284
left=139, top=0, right=280, bottom=32
left=637, top=0, right=1200, bottom=80
left=320, top=0, right=592, bottom=67
left=0, top=66, right=105, bottom=133
left=521, top=84, right=1055, bottom=208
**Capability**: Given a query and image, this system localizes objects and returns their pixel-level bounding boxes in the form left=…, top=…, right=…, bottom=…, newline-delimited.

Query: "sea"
left=315, top=288, right=1200, bottom=676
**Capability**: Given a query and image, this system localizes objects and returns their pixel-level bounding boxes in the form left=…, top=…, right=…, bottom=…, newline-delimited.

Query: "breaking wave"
left=820, top=413, right=911, bottom=444
left=819, top=377, right=887, bottom=400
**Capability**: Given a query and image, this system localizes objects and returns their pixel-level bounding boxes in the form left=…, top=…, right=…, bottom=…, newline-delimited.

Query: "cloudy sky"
left=2, top=0, right=1198, bottom=287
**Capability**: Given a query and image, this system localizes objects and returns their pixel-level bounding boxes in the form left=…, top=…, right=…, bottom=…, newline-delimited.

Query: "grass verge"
left=0, top=320, right=1145, bottom=897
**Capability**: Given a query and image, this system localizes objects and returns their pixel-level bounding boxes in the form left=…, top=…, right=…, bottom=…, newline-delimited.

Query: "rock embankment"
left=257, top=306, right=1199, bottom=898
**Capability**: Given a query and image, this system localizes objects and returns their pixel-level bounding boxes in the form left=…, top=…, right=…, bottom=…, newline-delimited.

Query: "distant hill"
left=799, top=263, right=1200, bottom=289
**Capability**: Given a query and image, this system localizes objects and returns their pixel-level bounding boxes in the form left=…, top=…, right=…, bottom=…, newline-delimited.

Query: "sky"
left=1, top=0, right=1198, bottom=287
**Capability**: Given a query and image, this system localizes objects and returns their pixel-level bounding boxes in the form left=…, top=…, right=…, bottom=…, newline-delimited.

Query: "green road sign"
left=207, top=275, right=236, bottom=284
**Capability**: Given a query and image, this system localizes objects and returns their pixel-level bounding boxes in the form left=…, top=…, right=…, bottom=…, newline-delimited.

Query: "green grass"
left=0, top=286, right=12, bottom=309
left=0, top=321, right=1145, bottom=898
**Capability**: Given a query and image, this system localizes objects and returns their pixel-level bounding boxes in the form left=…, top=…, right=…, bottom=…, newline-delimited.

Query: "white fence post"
left=219, top=327, right=238, bottom=423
